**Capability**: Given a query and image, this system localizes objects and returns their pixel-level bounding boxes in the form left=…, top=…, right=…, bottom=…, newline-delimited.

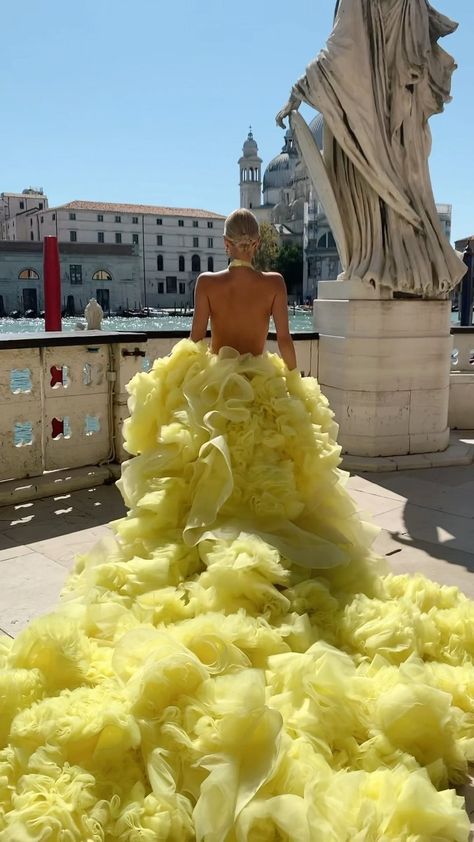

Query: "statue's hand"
left=276, top=94, right=301, bottom=128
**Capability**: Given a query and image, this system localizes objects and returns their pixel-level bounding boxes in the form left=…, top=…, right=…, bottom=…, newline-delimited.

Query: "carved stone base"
left=314, top=283, right=452, bottom=457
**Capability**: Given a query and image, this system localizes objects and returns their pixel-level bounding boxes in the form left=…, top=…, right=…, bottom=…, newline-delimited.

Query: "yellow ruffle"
left=1, top=338, right=473, bottom=840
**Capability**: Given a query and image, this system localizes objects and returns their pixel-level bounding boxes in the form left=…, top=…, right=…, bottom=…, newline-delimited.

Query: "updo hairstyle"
left=224, top=208, right=260, bottom=250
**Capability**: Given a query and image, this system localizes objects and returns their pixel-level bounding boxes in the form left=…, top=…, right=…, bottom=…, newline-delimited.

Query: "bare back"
left=210, top=266, right=280, bottom=354
left=190, top=265, right=297, bottom=369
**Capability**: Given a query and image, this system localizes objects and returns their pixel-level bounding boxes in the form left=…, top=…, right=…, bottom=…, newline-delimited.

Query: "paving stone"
left=0, top=551, right=69, bottom=636
left=29, top=524, right=114, bottom=569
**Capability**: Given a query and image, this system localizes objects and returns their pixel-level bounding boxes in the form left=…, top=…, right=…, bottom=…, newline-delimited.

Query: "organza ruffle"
left=0, top=339, right=473, bottom=840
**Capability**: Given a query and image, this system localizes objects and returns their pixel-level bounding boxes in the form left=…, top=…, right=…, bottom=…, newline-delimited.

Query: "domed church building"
left=237, top=121, right=341, bottom=300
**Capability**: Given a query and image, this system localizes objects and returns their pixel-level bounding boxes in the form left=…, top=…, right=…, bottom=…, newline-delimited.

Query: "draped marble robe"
left=291, top=0, right=466, bottom=296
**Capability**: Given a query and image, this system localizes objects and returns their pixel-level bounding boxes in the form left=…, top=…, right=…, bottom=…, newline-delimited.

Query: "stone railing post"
left=314, top=283, right=452, bottom=457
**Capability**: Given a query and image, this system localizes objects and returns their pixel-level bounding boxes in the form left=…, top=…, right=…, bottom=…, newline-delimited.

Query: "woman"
left=0, top=210, right=473, bottom=840
left=191, top=208, right=297, bottom=371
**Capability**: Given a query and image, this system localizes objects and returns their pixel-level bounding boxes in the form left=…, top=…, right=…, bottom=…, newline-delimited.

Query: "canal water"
left=0, top=310, right=315, bottom=335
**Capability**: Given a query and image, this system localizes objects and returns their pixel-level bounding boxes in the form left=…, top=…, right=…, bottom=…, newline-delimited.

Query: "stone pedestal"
left=314, top=281, right=452, bottom=457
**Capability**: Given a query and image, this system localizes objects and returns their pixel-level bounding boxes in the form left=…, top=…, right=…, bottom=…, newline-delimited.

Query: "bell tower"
left=238, top=127, right=262, bottom=210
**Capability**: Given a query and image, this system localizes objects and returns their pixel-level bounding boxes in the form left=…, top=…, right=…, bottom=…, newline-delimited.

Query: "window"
left=40, top=215, right=44, bottom=223
left=115, top=215, right=121, bottom=223
left=157, top=282, right=164, bottom=294
left=69, top=264, right=83, bottom=285
left=191, top=254, right=201, bottom=273
left=70, top=231, right=77, bottom=242
left=193, top=220, right=199, bottom=228
left=179, top=282, right=186, bottom=295
left=132, top=216, right=139, bottom=224
left=178, top=255, right=185, bottom=272
left=18, top=268, right=39, bottom=280
left=30, top=219, right=33, bottom=226
left=166, top=276, right=177, bottom=294
left=207, top=221, right=213, bottom=229
left=92, top=269, right=112, bottom=281
left=98, top=231, right=104, bottom=243
left=52, top=213, right=56, bottom=221
left=156, top=218, right=162, bottom=225
left=178, top=219, right=184, bottom=227
left=115, top=232, right=122, bottom=244
left=39, top=203, right=43, bottom=210
left=132, top=233, right=139, bottom=244
left=30, top=232, right=34, bottom=241
left=19, top=201, right=24, bottom=210
left=193, top=237, right=199, bottom=248
left=157, top=255, right=164, bottom=271
left=156, top=234, right=163, bottom=245
left=69, top=212, right=76, bottom=220
left=208, top=237, right=213, bottom=248
left=97, top=214, right=104, bottom=222
left=207, top=256, right=214, bottom=271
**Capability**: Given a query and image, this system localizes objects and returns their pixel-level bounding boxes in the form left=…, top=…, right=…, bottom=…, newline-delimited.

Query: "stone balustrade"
left=0, top=330, right=318, bottom=482
left=0, top=327, right=472, bottom=485
left=449, top=327, right=474, bottom=429
left=451, top=328, right=474, bottom=372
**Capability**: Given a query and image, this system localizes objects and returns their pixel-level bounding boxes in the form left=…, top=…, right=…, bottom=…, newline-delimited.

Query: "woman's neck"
left=228, top=248, right=255, bottom=262
left=229, top=258, right=254, bottom=269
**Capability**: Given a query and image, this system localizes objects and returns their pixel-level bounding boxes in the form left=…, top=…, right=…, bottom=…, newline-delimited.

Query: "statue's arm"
left=276, top=85, right=303, bottom=128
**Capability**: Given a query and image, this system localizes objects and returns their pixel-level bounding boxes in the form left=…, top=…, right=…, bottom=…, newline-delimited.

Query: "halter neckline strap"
left=228, top=259, right=254, bottom=269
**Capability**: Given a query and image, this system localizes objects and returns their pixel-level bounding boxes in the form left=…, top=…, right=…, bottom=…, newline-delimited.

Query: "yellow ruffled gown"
left=1, top=338, right=474, bottom=841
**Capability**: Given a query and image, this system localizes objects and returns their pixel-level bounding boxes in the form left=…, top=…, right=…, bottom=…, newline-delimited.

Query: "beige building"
left=1, top=196, right=226, bottom=311
left=0, top=189, right=48, bottom=240
left=0, top=240, right=140, bottom=317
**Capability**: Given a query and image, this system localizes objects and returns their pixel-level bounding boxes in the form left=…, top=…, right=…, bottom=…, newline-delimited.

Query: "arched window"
left=191, top=254, right=201, bottom=273
left=18, top=268, right=39, bottom=280
left=179, top=255, right=185, bottom=272
left=207, top=256, right=214, bottom=271
left=92, top=269, right=112, bottom=281
left=157, top=254, right=163, bottom=271
left=328, top=232, right=336, bottom=249
left=317, top=233, right=328, bottom=248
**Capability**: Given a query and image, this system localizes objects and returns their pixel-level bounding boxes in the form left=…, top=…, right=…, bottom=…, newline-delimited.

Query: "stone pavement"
left=0, top=463, right=473, bottom=833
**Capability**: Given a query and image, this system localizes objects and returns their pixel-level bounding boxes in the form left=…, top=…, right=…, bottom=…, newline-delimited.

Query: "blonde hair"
left=224, top=208, right=260, bottom=249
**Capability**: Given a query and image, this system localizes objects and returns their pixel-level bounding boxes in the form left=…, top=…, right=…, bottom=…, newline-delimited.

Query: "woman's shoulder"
left=259, top=270, right=285, bottom=287
left=196, top=269, right=229, bottom=283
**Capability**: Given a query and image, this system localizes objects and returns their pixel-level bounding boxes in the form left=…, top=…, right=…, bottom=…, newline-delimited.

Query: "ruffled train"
left=1, top=339, right=473, bottom=841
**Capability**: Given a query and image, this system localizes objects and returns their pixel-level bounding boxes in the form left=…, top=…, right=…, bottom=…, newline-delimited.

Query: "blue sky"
left=2, top=0, right=473, bottom=242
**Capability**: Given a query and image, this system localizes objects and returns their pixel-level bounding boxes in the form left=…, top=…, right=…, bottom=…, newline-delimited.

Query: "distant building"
left=0, top=188, right=48, bottom=239
left=454, top=234, right=472, bottom=252
left=1, top=196, right=226, bottom=310
left=239, top=122, right=454, bottom=300
left=0, top=241, right=140, bottom=317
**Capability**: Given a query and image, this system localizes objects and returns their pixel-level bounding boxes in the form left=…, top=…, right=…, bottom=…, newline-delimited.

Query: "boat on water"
left=113, top=307, right=194, bottom=318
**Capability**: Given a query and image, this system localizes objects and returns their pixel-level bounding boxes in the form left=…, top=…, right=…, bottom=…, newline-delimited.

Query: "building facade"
left=1, top=197, right=227, bottom=311
left=0, top=241, right=140, bottom=316
left=0, top=189, right=48, bottom=240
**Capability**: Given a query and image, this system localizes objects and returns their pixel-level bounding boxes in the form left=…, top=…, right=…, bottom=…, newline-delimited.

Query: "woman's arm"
left=271, top=275, right=297, bottom=370
left=190, top=275, right=210, bottom=342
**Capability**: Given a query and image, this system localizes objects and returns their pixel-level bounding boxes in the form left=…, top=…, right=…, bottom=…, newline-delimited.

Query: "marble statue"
left=84, top=298, right=104, bottom=330
left=276, top=0, right=466, bottom=298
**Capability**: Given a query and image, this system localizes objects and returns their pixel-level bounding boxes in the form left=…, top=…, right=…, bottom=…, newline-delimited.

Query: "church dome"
left=263, top=128, right=299, bottom=192
left=309, top=113, right=324, bottom=151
